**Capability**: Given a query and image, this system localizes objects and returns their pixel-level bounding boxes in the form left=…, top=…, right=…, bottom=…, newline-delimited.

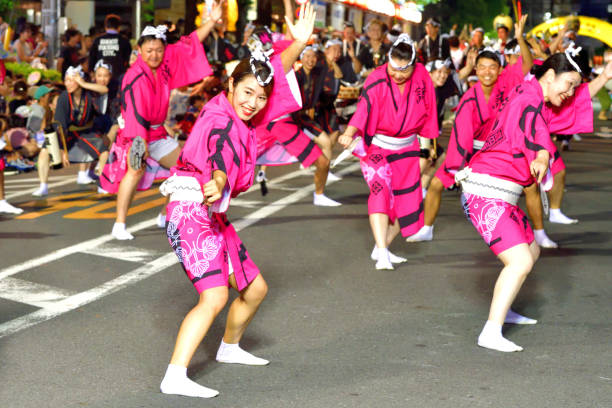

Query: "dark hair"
left=64, top=29, right=80, bottom=41
left=188, top=94, right=204, bottom=105
left=13, top=80, right=27, bottom=96
left=390, top=42, right=415, bottom=64
left=138, top=35, right=167, bottom=47
left=229, top=58, right=273, bottom=98
left=534, top=52, right=588, bottom=79
left=448, top=35, right=459, bottom=48
left=476, top=50, right=501, bottom=66
left=106, top=15, right=121, bottom=29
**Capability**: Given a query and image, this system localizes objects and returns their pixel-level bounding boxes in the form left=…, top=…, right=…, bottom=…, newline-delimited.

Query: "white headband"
left=504, top=43, right=521, bottom=55
left=94, top=59, right=112, bottom=73
left=426, top=58, right=452, bottom=72
left=388, top=34, right=415, bottom=70
left=249, top=48, right=274, bottom=86
left=141, top=25, right=168, bottom=41
left=325, top=39, right=342, bottom=49
left=300, top=45, right=318, bottom=60
left=479, top=47, right=503, bottom=65
left=65, top=66, right=85, bottom=78
left=565, top=42, right=582, bottom=73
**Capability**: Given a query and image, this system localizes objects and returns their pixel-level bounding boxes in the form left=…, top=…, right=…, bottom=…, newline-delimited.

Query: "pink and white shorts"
left=462, top=192, right=534, bottom=256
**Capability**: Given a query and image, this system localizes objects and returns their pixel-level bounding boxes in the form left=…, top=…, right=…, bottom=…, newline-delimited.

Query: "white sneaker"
left=313, top=193, right=341, bottom=207
left=112, top=223, right=134, bottom=240
left=97, top=186, right=109, bottom=194
left=406, top=225, right=433, bottom=242
left=157, top=213, right=166, bottom=228
left=371, top=247, right=407, bottom=264
left=77, top=173, right=95, bottom=185
left=32, top=185, right=48, bottom=197
left=535, top=232, right=558, bottom=248
left=0, top=200, right=24, bottom=214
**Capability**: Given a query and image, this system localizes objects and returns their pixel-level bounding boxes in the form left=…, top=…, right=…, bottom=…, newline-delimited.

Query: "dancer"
left=32, top=66, right=109, bottom=196
left=101, top=3, right=223, bottom=240
left=158, top=3, right=314, bottom=398
left=457, top=51, right=612, bottom=352
left=408, top=17, right=557, bottom=245
left=257, top=40, right=342, bottom=206
left=338, top=34, right=438, bottom=270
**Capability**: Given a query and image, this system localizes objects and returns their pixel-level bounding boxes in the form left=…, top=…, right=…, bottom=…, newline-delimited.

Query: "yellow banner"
left=529, top=16, right=612, bottom=47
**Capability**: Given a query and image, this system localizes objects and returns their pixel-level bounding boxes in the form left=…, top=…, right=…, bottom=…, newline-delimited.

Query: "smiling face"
left=301, top=49, right=317, bottom=71
left=367, top=23, right=383, bottom=42
left=138, top=39, right=166, bottom=70
left=228, top=75, right=269, bottom=121
left=430, top=66, right=450, bottom=87
left=543, top=69, right=582, bottom=107
left=475, top=57, right=502, bottom=87
left=325, top=44, right=341, bottom=63
left=94, top=67, right=112, bottom=86
left=387, top=60, right=414, bottom=86
left=64, top=76, right=80, bottom=94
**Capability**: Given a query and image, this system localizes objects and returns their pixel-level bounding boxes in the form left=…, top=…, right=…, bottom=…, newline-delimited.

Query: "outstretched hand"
left=514, top=14, right=528, bottom=39
left=285, top=2, right=316, bottom=44
left=603, top=60, right=612, bottom=80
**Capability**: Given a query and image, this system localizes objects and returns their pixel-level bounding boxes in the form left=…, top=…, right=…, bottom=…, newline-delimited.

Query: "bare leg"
left=548, top=169, right=577, bottom=223
left=314, top=132, right=332, bottom=160
left=161, top=286, right=228, bottom=398
left=370, top=212, right=394, bottom=270
left=169, top=286, right=229, bottom=367
left=222, top=274, right=268, bottom=344
left=524, top=183, right=543, bottom=230
left=424, top=176, right=443, bottom=227
left=34, top=148, right=50, bottom=196
left=313, top=154, right=330, bottom=195
left=153, top=146, right=181, bottom=223
left=478, top=242, right=539, bottom=352
left=113, top=144, right=146, bottom=238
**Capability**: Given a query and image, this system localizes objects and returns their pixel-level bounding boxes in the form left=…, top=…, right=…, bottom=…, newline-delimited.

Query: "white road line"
left=4, top=175, right=74, bottom=184
left=0, top=161, right=361, bottom=338
left=0, top=277, right=76, bottom=309
left=5, top=178, right=81, bottom=200
left=81, top=244, right=162, bottom=263
left=0, top=218, right=158, bottom=281
left=0, top=254, right=177, bottom=338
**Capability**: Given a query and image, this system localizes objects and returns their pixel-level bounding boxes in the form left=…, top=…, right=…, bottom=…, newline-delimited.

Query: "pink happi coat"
left=469, top=77, right=593, bottom=187
left=349, top=63, right=438, bottom=236
left=436, top=57, right=525, bottom=188
left=100, top=31, right=212, bottom=193
left=166, top=54, right=302, bottom=293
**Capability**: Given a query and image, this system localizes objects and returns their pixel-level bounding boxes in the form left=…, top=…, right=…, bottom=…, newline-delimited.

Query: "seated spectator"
left=8, top=80, right=28, bottom=115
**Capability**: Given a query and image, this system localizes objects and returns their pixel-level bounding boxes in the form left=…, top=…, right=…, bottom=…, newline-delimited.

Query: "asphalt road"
left=0, top=122, right=611, bottom=408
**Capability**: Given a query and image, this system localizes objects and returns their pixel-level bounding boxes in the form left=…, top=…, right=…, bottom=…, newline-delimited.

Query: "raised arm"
left=514, top=14, right=533, bottom=75
left=194, top=0, right=224, bottom=43
left=548, top=24, right=567, bottom=55
left=588, top=61, right=612, bottom=98
left=73, top=75, right=108, bottom=94
left=281, top=2, right=316, bottom=73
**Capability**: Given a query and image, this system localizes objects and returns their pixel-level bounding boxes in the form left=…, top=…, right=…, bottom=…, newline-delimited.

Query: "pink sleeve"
left=501, top=56, right=525, bottom=87
left=418, top=72, right=439, bottom=139
left=548, top=84, right=593, bottom=135
left=252, top=54, right=303, bottom=126
left=444, top=96, right=475, bottom=177
left=348, top=75, right=378, bottom=136
left=121, top=75, right=151, bottom=142
left=518, top=102, right=557, bottom=164
left=165, top=31, right=213, bottom=89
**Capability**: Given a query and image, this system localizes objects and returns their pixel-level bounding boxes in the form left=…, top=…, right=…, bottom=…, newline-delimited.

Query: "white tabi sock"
left=422, top=187, right=427, bottom=198
left=504, top=309, right=538, bottom=325
left=76, top=170, right=94, bottom=184
left=370, top=246, right=407, bottom=264
left=477, top=320, right=523, bottom=352
left=549, top=208, right=578, bottom=224
left=406, top=225, right=433, bottom=242
left=374, top=247, right=394, bottom=270
left=156, top=213, right=166, bottom=228
left=216, top=340, right=269, bottom=366
left=534, top=229, right=558, bottom=249
left=313, top=193, right=342, bottom=207
left=111, top=222, right=134, bottom=240
left=0, top=199, right=24, bottom=214
left=326, top=171, right=342, bottom=182
left=32, top=183, right=48, bottom=197
left=160, top=364, right=219, bottom=398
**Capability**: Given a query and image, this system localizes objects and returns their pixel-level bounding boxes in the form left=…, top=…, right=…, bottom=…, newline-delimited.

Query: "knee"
left=199, top=289, right=229, bottom=315
left=316, top=154, right=330, bottom=168
left=430, top=177, right=443, bottom=193
left=245, top=278, right=268, bottom=305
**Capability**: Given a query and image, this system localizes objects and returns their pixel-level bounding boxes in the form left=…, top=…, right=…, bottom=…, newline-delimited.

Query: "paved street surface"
left=1, top=122, right=611, bottom=408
